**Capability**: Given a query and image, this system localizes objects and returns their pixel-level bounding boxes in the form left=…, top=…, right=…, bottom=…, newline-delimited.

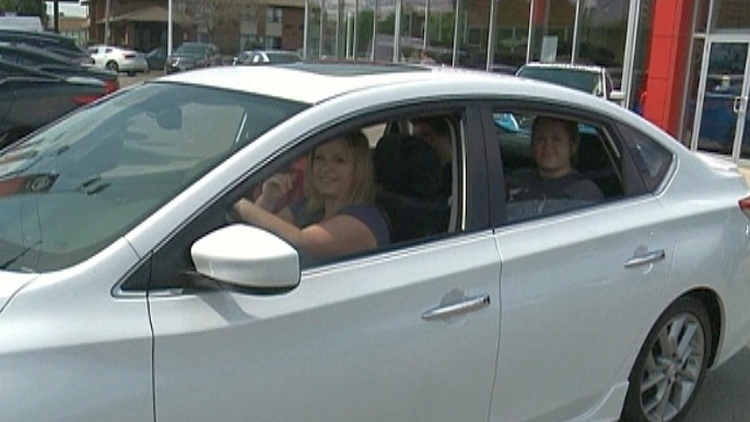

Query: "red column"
left=642, top=0, right=695, bottom=137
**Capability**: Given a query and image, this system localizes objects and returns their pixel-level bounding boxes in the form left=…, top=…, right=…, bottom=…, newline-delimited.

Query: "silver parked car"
left=88, top=44, right=149, bottom=76
left=516, top=61, right=620, bottom=101
left=1, top=63, right=750, bottom=422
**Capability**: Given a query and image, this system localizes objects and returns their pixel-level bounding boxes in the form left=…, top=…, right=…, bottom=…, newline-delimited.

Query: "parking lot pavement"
left=683, top=343, right=750, bottom=422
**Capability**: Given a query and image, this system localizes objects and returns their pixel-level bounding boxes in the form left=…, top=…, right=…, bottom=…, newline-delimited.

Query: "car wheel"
left=622, top=296, right=711, bottom=422
left=127, top=70, right=136, bottom=76
left=106, top=61, right=119, bottom=73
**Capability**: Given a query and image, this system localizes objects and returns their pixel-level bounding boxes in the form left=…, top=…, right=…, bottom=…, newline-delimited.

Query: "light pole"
left=168, top=0, right=173, bottom=55
left=104, top=0, right=111, bottom=44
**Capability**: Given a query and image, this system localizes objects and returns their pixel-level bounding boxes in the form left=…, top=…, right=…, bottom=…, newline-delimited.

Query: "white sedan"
left=88, top=44, right=149, bottom=75
left=1, top=63, right=750, bottom=422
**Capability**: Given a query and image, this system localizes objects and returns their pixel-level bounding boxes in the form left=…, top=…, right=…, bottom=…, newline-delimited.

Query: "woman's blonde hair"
left=304, top=131, right=376, bottom=214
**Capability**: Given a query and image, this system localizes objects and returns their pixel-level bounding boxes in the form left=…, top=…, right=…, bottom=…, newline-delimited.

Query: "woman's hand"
left=256, top=172, right=295, bottom=211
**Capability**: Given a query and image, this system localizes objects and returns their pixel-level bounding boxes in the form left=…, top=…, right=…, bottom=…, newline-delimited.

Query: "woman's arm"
left=233, top=199, right=377, bottom=259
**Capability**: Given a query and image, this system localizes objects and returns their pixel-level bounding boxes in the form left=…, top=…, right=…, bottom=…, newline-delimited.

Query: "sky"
left=46, top=1, right=88, bottom=18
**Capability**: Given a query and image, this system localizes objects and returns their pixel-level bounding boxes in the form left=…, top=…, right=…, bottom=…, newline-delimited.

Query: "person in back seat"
left=507, top=116, right=603, bottom=203
left=412, top=116, right=453, bottom=199
left=233, top=131, right=390, bottom=263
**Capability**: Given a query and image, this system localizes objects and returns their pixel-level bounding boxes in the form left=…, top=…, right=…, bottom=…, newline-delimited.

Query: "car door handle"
left=422, top=294, right=491, bottom=321
left=624, top=249, right=665, bottom=268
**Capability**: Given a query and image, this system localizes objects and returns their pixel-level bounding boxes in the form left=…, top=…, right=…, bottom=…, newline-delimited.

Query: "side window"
left=494, top=108, right=629, bottom=223
left=229, top=112, right=464, bottom=269
left=619, top=124, right=675, bottom=192
left=141, top=110, right=467, bottom=291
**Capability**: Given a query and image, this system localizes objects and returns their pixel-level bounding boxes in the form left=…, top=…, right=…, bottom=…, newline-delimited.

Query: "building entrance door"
left=692, top=38, right=750, bottom=161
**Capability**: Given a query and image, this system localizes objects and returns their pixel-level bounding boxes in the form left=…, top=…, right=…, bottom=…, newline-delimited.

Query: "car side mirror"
left=191, top=224, right=300, bottom=291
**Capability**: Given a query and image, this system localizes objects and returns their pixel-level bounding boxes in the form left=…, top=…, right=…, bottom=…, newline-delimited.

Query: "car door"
left=481, top=102, right=678, bottom=421
left=147, top=104, right=502, bottom=422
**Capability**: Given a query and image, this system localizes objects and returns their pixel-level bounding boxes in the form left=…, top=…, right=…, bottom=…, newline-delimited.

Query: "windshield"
left=517, top=67, right=601, bottom=95
left=0, top=83, right=306, bottom=273
left=176, top=44, right=208, bottom=55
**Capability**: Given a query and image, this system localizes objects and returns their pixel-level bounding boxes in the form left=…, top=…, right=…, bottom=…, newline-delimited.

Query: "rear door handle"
left=422, top=294, right=490, bottom=321
left=624, top=249, right=665, bottom=268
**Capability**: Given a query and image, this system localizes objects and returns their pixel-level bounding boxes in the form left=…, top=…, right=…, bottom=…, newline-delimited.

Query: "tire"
left=621, top=296, right=711, bottom=422
left=106, top=61, right=119, bottom=73
left=127, top=70, right=136, bottom=76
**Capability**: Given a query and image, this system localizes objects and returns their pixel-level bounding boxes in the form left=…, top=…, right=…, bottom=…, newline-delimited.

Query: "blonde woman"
left=234, top=131, right=389, bottom=261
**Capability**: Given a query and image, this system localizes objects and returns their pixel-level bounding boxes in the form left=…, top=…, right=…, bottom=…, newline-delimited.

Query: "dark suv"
left=166, top=42, right=222, bottom=74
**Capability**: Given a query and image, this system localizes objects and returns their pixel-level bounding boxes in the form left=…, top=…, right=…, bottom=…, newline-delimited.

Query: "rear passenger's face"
left=532, top=119, right=574, bottom=179
left=311, top=138, right=355, bottom=200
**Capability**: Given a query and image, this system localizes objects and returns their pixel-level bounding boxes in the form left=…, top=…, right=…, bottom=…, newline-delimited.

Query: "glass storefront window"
left=575, top=0, right=630, bottom=89
left=681, top=38, right=705, bottom=148
left=425, top=0, right=456, bottom=65
left=528, top=0, right=576, bottom=63
left=694, top=0, right=710, bottom=34
left=491, top=0, right=530, bottom=72
left=305, top=0, right=322, bottom=58
left=711, top=0, right=750, bottom=31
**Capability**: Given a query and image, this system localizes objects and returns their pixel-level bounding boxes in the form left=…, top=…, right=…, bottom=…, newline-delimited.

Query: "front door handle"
left=422, top=294, right=490, bottom=321
left=624, top=249, right=665, bottom=268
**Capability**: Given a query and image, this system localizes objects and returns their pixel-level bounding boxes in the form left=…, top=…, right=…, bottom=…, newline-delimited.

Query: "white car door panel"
left=491, top=197, right=675, bottom=422
left=151, top=233, right=501, bottom=422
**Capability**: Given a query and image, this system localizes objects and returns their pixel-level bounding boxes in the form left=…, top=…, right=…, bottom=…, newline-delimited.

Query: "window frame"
left=126, top=100, right=490, bottom=291
left=478, top=100, right=650, bottom=228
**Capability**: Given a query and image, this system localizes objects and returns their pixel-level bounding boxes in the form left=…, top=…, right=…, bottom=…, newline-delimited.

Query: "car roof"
left=518, top=62, right=605, bottom=73
left=158, top=61, right=525, bottom=104
left=0, top=41, right=72, bottom=62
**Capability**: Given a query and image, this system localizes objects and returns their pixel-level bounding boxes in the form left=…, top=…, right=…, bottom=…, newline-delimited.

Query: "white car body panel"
left=150, top=234, right=501, bottom=422
left=0, top=238, right=152, bottom=421
left=492, top=195, right=675, bottom=422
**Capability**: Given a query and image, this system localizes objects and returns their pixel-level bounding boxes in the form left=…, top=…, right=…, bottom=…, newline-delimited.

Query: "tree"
left=181, top=0, right=245, bottom=43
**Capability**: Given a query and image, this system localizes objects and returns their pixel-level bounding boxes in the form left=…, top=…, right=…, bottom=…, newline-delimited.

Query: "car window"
left=492, top=107, right=643, bottom=224
left=617, top=123, right=675, bottom=192
left=0, top=83, right=307, bottom=273
left=141, top=109, right=468, bottom=289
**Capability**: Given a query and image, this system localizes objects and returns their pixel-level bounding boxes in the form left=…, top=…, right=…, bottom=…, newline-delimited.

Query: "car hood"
left=0, top=271, right=38, bottom=315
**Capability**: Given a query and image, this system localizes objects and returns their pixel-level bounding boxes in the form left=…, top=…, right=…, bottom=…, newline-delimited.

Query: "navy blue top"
left=289, top=200, right=391, bottom=248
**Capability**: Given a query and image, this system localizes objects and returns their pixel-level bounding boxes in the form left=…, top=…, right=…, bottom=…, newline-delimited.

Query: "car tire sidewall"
left=622, top=296, right=712, bottom=422
left=106, top=61, right=119, bottom=73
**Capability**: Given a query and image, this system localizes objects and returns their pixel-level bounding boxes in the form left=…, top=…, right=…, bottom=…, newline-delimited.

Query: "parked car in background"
left=0, top=42, right=119, bottom=94
left=166, top=42, right=222, bottom=74
left=0, top=60, right=106, bottom=148
left=145, top=47, right=167, bottom=71
left=232, top=49, right=302, bottom=66
left=88, top=45, right=149, bottom=76
left=0, top=28, right=94, bottom=66
left=1, top=62, right=749, bottom=422
left=515, top=62, right=621, bottom=101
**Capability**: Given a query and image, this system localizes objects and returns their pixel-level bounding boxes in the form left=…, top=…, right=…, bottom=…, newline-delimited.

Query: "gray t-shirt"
left=506, top=168, right=604, bottom=222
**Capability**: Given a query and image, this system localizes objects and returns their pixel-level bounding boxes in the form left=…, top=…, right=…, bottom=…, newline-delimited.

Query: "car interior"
left=494, top=111, right=627, bottom=222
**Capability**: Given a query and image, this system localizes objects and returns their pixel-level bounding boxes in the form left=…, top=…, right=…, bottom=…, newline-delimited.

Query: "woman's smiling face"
left=311, top=138, right=355, bottom=200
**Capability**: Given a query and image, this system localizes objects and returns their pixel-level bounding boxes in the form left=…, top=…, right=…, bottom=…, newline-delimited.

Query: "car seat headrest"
left=374, top=133, right=442, bottom=198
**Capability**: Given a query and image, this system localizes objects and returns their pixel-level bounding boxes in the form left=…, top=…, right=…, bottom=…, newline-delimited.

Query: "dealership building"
left=301, top=0, right=750, bottom=162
